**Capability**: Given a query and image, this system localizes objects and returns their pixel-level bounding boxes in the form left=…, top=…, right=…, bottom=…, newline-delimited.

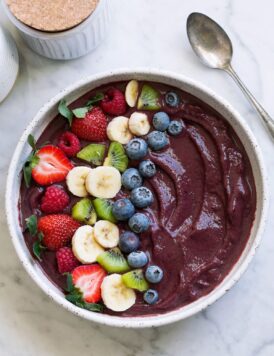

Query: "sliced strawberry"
left=32, top=145, right=73, bottom=185
left=72, top=265, right=107, bottom=303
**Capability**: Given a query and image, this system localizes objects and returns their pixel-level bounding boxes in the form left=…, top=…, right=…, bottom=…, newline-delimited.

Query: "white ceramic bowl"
left=5, top=69, right=268, bottom=328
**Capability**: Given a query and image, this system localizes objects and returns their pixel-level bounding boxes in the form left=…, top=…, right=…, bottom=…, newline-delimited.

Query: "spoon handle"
left=225, top=64, right=274, bottom=139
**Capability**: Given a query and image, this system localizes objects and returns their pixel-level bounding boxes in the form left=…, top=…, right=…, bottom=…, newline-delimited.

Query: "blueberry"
left=119, top=231, right=140, bottom=253
left=165, top=91, right=180, bottom=107
left=147, top=131, right=169, bottom=151
left=122, top=168, right=142, bottom=190
left=138, top=160, right=156, bottom=178
left=168, top=120, right=184, bottom=136
left=125, top=138, right=148, bottom=160
left=127, top=251, right=148, bottom=268
left=130, top=186, right=154, bottom=208
left=152, top=112, right=170, bottom=131
left=112, top=198, right=135, bottom=221
left=144, top=289, right=159, bottom=304
left=145, top=265, right=163, bottom=283
left=128, top=213, right=150, bottom=233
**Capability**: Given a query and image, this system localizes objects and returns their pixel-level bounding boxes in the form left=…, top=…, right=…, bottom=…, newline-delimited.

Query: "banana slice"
left=85, top=166, right=121, bottom=199
left=66, top=166, right=92, bottom=197
left=101, top=274, right=136, bottom=312
left=128, top=112, right=150, bottom=136
left=125, top=80, right=139, bottom=107
left=72, top=225, right=104, bottom=264
left=107, top=116, right=133, bottom=144
left=94, top=220, right=119, bottom=248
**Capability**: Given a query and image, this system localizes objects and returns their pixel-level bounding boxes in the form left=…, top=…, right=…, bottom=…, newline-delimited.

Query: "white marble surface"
left=0, top=0, right=273, bottom=355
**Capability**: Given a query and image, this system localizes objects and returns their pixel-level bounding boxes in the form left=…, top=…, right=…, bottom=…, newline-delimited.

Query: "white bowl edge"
left=5, top=68, right=269, bottom=328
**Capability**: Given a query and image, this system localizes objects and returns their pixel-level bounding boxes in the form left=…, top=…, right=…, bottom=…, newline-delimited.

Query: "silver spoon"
left=186, top=12, right=274, bottom=139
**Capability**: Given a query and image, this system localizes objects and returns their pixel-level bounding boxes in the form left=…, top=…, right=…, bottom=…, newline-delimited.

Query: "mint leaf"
left=72, top=107, right=90, bottom=119
left=25, top=215, right=37, bottom=236
left=27, top=134, right=36, bottom=150
left=65, top=273, right=74, bottom=293
left=33, top=241, right=44, bottom=261
left=58, top=99, right=73, bottom=126
left=79, top=302, right=104, bottom=312
left=23, top=163, right=32, bottom=188
left=37, top=232, right=44, bottom=242
left=86, top=92, right=104, bottom=106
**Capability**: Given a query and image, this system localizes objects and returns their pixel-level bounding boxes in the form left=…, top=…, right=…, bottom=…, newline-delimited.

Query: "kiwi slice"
left=93, top=198, right=117, bottom=223
left=137, top=84, right=161, bottom=111
left=72, top=198, right=97, bottom=225
left=97, top=247, right=130, bottom=273
left=122, top=269, right=149, bottom=292
left=77, top=144, right=105, bottom=166
left=104, top=142, right=128, bottom=173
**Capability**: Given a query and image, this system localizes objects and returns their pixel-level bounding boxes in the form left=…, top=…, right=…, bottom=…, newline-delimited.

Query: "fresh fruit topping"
left=97, top=247, right=130, bottom=273
left=165, top=91, right=180, bottom=108
left=23, top=135, right=39, bottom=187
left=94, top=220, right=119, bottom=248
left=58, top=131, right=81, bottom=157
left=137, top=84, right=161, bottom=110
left=85, top=166, right=122, bottom=199
left=138, top=159, right=157, bottom=178
left=121, top=168, right=143, bottom=190
left=112, top=198, right=135, bottom=221
left=119, top=231, right=140, bottom=254
left=77, top=144, right=106, bottom=165
left=127, top=251, right=148, bottom=268
left=128, top=112, right=150, bottom=136
left=38, top=214, right=80, bottom=250
left=100, top=88, right=127, bottom=115
left=40, top=185, right=69, bottom=213
left=71, top=107, right=107, bottom=142
left=72, top=198, right=97, bottom=225
left=26, top=214, right=45, bottom=261
left=145, top=265, right=164, bottom=283
left=130, top=186, right=154, bottom=208
left=125, top=80, right=139, bottom=107
left=122, top=269, right=149, bottom=292
left=144, top=289, right=159, bottom=304
left=101, top=274, right=136, bottom=312
left=56, top=247, right=80, bottom=274
left=152, top=112, right=170, bottom=131
left=125, top=138, right=148, bottom=160
left=58, top=99, right=73, bottom=126
left=66, top=166, right=92, bottom=197
left=104, top=141, right=128, bottom=173
left=168, top=120, right=184, bottom=136
left=72, top=225, right=104, bottom=264
left=72, top=264, right=107, bottom=303
left=147, top=131, right=169, bottom=151
left=106, top=116, right=132, bottom=144
left=32, top=145, right=73, bottom=186
left=93, top=198, right=117, bottom=223
left=128, top=213, right=150, bottom=233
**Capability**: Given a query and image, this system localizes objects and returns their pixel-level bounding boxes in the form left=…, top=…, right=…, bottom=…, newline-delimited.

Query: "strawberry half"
left=72, top=265, right=107, bottom=303
left=32, top=145, right=73, bottom=185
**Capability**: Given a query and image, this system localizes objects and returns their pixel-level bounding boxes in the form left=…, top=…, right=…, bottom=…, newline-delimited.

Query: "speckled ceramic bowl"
left=5, top=69, right=268, bottom=328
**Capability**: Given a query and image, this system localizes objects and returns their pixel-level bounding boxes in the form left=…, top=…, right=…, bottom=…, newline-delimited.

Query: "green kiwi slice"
left=77, top=144, right=105, bottom=165
left=137, top=84, right=161, bottom=110
left=122, top=269, right=149, bottom=292
left=72, top=198, right=97, bottom=225
left=104, top=142, right=128, bottom=173
left=93, top=198, right=117, bottom=223
left=97, top=248, right=130, bottom=273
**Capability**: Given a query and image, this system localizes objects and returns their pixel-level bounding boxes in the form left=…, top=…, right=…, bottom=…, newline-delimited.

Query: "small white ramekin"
left=5, top=69, right=268, bottom=328
left=2, top=0, right=110, bottom=60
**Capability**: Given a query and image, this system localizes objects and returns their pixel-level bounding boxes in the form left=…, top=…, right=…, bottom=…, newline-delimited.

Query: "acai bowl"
left=6, top=69, right=268, bottom=328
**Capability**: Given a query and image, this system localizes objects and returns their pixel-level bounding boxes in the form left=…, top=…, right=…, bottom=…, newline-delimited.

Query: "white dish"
left=5, top=69, right=268, bottom=328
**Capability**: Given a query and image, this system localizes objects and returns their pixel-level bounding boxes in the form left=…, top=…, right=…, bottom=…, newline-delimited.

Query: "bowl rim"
left=5, top=68, right=269, bottom=328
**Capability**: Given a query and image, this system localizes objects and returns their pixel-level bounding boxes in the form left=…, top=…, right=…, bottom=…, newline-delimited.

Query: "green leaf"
left=65, top=273, right=74, bottom=293
left=27, top=134, right=36, bottom=150
left=25, top=215, right=37, bottom=236
left=37, top=232, right=44, bottom=242
left=80, top=302, right=104, bottom=313
left=72, top=107, right=90, bottom=119
left=58, top=99, right=73, bottom=126
left=23, top=163, right=32, bottom=188
left=33, top=241, right=43, bottom=261
left=86, top=92, right=104, bottom=106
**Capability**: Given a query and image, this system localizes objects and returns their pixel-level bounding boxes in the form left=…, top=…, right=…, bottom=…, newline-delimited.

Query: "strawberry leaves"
left=65, top=274, right=104, bottom=312
left=58, top=99, right=74, bottom=126
left=23, top=135, right=39, bottom=188
left=25, top=215, right=45, bottom=261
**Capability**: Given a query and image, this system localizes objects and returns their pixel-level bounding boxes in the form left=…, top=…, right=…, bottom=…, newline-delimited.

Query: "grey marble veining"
left=0, top=0, right=274, bottom=355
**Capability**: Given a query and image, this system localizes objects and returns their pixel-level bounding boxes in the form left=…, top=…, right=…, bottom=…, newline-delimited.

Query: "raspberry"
left=100, top=88, right=127, bottom=115
left=58, top=131, right=81, bottom=157
left=41, top=185, right=70, bottom=213
left=56, top=247, right=80, bottom=274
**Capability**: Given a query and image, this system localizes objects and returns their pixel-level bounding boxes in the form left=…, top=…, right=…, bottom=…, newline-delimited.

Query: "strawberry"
left=32, top=145, right=73, bottom=186
left=71, top=107, right=107, bottom=142
left=58, top=131, right=81, bottom=157
left=100, top=88, right=127, bottom=115
left=72, top=265, right=107, bottom=303
left=38, top=214, right=80, bottom=250
left=56, top=247, right=80, bottom=274
left=41, top=185, right=70, bottom=213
